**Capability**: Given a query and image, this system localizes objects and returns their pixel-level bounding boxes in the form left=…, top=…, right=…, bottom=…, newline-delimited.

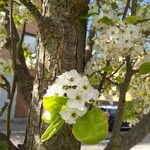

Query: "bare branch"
left=108, top=61, right=125, bottom=79
left=122, top=0, right=131, bottom=20
left=137, top=18, right=150, bottom=24
left=98, top=61, right=110, bottom=93
left=0, top=102, right=8, bottom=117
left=105, top=56, right=133, bottom=150
left=4, top=0, right=33, bottom=109
left=105, top=77, right=120, bottom=87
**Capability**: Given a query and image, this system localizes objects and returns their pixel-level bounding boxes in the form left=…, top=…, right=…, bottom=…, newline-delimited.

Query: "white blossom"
left=55, top=69, right=81, bottom=86
left=43, top=69, right=100, bottom=124
left=60, top=107, right=87, bottom=124
left=44, top=84, right=65, bottom=97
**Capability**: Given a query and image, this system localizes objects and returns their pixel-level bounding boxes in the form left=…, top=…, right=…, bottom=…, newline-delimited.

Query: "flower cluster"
left=84, top=56, right=105, bottom=76
left=0, top=12, right=7, bottom=48
left=125, top=75, right=150, bottom=125
left=94, top=23, right=146, bottom=61
left=88, top=0, right=149, bottom=63
left=44, top=69, right=99, bottom=124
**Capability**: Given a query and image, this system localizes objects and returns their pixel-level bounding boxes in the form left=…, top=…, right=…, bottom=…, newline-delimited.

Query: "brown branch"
left=6, top=74, right=17, bottom=139
left=105, top=56, right=133, bottom=150
left=19, top=0, right=42, bottom=22
left=122, top=0, right=131, bottom=20
left=108, top=61, right=125, bottom=79
left=3, top=7, right=20, bottom=50
left=137, top=18, right=150, bottom=24
left=98, top=61, right=110, bottom=93
left=0, top=102, right=8, bottom=117
left=6, top=0, right=33, bottom=109
left=133, top=69, right=139, bottom=74
left=105, top=77, right=120, bottom=87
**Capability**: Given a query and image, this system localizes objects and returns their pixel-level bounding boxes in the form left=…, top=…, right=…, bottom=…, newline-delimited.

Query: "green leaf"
left=3, top=66, right=12, bottom=73
left=124, top=16, right=140, bottom=24
left=89, top=73, right=101, bottom=85
left=72, top=108, right=108, bottom=144
left=123, top=101, right=136, bottom=121
left=111, top=2, right=118, bottom=10
left=142, top=8, right=148, bottom=18
left=40, top=115, right=64, bottom=143
left=24, top=50, right=32, bottom=58
left=99, top=16, right=114, bottom=25
left=115, top=76, right=124, bottom=84
left=103, top=66, right=113, bottom=73
left=139, top=62, right=150, bottom=74
left=80, top=12, right=99, bottom=19
left=43, top=96, right=67, bottom=120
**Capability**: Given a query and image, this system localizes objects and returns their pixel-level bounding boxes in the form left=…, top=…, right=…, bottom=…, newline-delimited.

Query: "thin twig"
left=136, top=18, right=150, bottom=24
left=108, top=61, right=125, bottom=79
left=98, top=61, right=110, bottom=92
left=0, top=102, right=8, bottom=117
left=105, top=77, right=120, bottom=87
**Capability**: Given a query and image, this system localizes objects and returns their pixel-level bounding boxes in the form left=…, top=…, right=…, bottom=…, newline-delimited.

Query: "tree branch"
left=5, top=0, right=33, bottom=108
left=98, top=61, right=110, bottom=93
left=19, top=0, right=42, bottom=22
left=136, top=18, right=150, bottom=24
left=122, top=0, right=131, bottom=20
left=108, top=61, right=125, bottom=79
left=0, top=102, right=8, bottom=117
left=105, top=56, right=133, bottom=150
left=104, top=77, right=120, bottom=87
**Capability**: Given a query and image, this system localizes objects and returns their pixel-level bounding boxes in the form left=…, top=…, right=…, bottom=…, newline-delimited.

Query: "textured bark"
left=24, top=1, right=88, bottom=150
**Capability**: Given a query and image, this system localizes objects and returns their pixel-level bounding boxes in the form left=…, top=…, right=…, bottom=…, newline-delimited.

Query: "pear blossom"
left=55, top=69, right=81, bottom=86
left=44, top=69, right=100, bottom=124
left=60, top=107, right=87, bottom=124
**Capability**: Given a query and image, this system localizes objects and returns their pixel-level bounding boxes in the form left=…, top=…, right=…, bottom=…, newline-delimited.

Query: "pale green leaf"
left=40, top=116, right=64, bottom=143
left=72, top=108, right=108, bottom=144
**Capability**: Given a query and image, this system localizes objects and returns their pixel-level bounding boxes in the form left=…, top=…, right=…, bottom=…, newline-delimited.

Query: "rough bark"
left=23, top=1, right=88, bottom=150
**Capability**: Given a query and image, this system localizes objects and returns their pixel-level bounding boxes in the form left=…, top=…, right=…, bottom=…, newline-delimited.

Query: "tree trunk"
left=24, top=1, right=88, bottom=150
